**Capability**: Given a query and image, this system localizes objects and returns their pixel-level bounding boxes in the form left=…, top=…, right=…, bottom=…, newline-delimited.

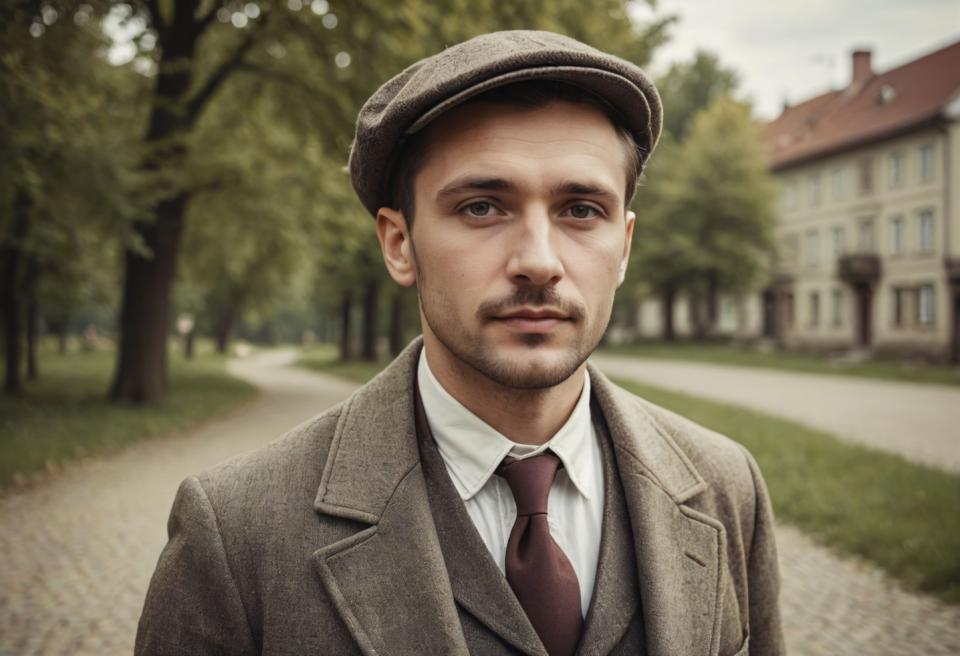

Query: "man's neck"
left=422, top=339, right=586, bottom=446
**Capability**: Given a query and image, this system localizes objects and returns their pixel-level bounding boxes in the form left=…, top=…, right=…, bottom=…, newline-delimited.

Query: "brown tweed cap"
left=348, top=30, right=663, bottom=217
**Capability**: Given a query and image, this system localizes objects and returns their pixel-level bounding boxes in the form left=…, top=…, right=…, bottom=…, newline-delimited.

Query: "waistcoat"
left=415, top=388, right=646, bottom=656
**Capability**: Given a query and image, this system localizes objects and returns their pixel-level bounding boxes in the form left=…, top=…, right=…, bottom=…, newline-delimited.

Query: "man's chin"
left=472, top=346, right=586, bottom=390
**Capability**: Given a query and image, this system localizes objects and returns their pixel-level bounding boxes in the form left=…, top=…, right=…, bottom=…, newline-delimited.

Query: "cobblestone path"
left=1, top=350, right=957, bottom=655
left=591, top=354, right=960, bottom=472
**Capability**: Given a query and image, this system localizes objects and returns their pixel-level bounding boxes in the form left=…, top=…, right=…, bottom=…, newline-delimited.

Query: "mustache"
left=476, top=286, right=585, bottom=322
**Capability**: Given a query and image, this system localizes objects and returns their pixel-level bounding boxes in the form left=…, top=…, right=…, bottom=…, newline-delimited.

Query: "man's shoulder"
left=192, top=400, right=347, bottom=509
left=598, top=376, right=761, bottom=503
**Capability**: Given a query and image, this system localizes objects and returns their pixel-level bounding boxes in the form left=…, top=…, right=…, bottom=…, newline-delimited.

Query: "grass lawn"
left=297, top=347, right=960, bottom=603
left=614, top=377, right=960, bottom=604
left=601, top=342, right=960, bottom=387
left=0, top=344, right=257, bottom=488
left=298, top=346, right=387, bottom=383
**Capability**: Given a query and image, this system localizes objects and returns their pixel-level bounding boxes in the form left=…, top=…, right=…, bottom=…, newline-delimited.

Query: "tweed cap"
left=348, top=30, right=663, bottom=217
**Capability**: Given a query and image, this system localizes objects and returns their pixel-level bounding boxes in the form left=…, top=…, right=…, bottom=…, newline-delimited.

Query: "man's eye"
left=464, top=201, right=494, bottom=217
left=567, top=204, right=600, bottom=219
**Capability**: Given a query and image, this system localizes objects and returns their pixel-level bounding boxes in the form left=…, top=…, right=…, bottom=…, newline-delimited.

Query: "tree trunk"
left=1, top=187, right=31, bottom=395
left=339, top=293, right=353, bottom=362
left=661, top=284, right=676, bottom=342
left=361, top=280, right=379, bottom=361
left=184, top=330, right=195, bottom=359
left=25, top=263, right=38, bottom=381
left=691, top=293, right=708, bottom=341
left=109, top=10, right=204, bottom=404
left=214, top=306, right=235, bottom=355
left=706, top=271, right=719, bottom=335
left=110, top=194, right=187, bottom=402
left=389, top=291, right=405, bottom=356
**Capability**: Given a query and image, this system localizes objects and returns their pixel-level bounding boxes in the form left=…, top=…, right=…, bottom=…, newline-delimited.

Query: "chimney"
left=851, top=49, right=873, bottom=86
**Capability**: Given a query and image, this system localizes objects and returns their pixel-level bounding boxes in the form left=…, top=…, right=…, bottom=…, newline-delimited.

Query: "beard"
left=416, top=264, right=609, bottom=390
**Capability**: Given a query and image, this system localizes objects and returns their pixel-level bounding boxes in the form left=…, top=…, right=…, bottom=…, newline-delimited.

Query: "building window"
left=831, top=289, right=843, bottom=327
left=889, top=216, right=905, bottom=255
left=783, top=181, right=799, bottom=210
left=919, top=144, right=934, bottom=182
left=858, top=218, right=875, bottom=252
left=858, top=157, right=873, bottom=195
left=887, top=151, right=905, bottom=188
left=918, top=210, right=935, bottom=253
left=808, top=173, right=821, bottom=207
left=782, top=233, right=800, bottom=265
left=830, top=167, right=845, bottom=201
left=805, top=230, right=819, bottom=265
left=809, top=291, right=820, bottom=327
left=892, top=287, right=909, bottom=328
left=831, top=226, right=846, bottom=258
left=918, top=283, right=935, bottom=326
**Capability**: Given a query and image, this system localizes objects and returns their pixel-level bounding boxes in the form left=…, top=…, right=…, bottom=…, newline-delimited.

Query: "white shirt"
left=417, top=349, right=604, bottom=617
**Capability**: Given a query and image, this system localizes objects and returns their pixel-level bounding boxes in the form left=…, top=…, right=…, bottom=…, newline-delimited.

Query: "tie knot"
left=496, top=452, right=561, bottom=516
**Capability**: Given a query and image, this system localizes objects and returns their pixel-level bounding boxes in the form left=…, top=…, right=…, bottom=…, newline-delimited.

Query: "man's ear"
left=376, top=207, right=417, bottom=287
left=617, top=210, right=636, bottom=286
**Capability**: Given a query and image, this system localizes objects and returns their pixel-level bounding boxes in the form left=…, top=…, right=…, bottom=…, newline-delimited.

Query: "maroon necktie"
left=496, top=453, right=583, bottom=656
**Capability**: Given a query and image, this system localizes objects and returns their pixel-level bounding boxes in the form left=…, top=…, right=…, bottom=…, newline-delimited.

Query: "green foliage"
left=0, top=2, right=146, bottom=330
left=657, top=50, right=739, bottom=141
left=629, top=92, right=777, bottom=324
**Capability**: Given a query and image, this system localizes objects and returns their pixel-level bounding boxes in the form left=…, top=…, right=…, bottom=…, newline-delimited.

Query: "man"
left=137, top=31, right=783, bottom=656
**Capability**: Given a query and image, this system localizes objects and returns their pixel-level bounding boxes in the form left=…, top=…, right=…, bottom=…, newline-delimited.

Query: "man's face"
left=392, top=100, right=635, bottom=390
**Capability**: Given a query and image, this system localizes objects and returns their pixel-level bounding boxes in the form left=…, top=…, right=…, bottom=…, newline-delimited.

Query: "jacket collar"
left=312, top=336, right=725, bottom=656
left=315, top=337, right=707, bottom=519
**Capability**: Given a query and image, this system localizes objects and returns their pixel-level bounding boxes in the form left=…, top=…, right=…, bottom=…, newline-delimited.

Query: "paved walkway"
left=1, top=350, right=957, bottom=655
left=591, top=354, right=960, bottom=472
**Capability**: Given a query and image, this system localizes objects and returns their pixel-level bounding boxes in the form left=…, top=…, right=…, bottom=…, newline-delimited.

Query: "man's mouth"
left=493, top=308, right=572, bottom=333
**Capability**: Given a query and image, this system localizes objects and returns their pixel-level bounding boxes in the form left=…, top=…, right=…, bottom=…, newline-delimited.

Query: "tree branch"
left=237, top=62, right=327, bottom=103
left=184, top=15, right=267, bottom=123
left=142, top=0, right=166, bottom=38
left=195, top=1, right=221, bottom=32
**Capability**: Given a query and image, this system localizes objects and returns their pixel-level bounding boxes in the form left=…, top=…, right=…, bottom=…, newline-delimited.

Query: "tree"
left=108, top=0, right=274, bottom=403
left=0, top=1, right=142, bottom=394
left=632, top=96, right=776, bottom=339
left=625, top=50, right=750, bottom=340
left=657, top=50, right=739, bottom=141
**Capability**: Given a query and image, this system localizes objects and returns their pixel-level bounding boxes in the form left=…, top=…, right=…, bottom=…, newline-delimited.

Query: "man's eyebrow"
left=436, top=177, right=516, bottom=200
left=551, top=180, right=621, bottom=204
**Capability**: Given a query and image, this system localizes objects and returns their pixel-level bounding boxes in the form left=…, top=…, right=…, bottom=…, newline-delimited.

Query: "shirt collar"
left=417, top=347, right=596, bottom=501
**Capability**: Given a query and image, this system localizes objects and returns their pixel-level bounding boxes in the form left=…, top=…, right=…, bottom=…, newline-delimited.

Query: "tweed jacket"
left=136, top=338, right=784, bottom=656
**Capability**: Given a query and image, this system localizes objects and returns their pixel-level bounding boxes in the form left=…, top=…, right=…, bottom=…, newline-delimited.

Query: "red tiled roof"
left=765, top=39, right=960, bottom=170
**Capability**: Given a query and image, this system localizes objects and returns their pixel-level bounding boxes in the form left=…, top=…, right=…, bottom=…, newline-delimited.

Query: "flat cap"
left=348, top=30, right=663, bottom=217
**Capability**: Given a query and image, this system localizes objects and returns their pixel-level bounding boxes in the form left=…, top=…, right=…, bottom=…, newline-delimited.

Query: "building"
left=763, top=40, right=960, bottom=361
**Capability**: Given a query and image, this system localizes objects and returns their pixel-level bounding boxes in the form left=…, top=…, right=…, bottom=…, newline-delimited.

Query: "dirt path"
left=591, top=354, right=960, bottom=472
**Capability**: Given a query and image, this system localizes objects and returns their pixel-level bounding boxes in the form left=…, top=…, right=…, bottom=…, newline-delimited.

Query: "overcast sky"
left=630, top=0, right=960, bottom=119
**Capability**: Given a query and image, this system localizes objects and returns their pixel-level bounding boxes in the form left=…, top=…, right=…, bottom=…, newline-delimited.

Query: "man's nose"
left=505, top=210, right=564, bottom=286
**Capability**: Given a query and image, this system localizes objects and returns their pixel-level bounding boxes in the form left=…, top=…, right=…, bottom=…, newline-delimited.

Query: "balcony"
left=837, top=253, right=881, bottom=285
left=946, top=258, right=960, bottom=287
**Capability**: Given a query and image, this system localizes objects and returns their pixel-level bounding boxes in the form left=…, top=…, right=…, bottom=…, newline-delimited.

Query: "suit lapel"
left=311, top=338, right=470, bottom=656
left=416, top=386, right=548, bottom=656
left=589, top=364, right=725, bottom=656
left=575, top=402, right=640, bottom=656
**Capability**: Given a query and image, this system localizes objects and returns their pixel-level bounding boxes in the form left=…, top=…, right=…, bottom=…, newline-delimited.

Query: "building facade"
left=764, top=41, right=960, bottom=361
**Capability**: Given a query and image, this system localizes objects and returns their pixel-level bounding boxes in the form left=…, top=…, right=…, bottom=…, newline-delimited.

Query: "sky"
left=630, top=0, right=960, bottom=119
